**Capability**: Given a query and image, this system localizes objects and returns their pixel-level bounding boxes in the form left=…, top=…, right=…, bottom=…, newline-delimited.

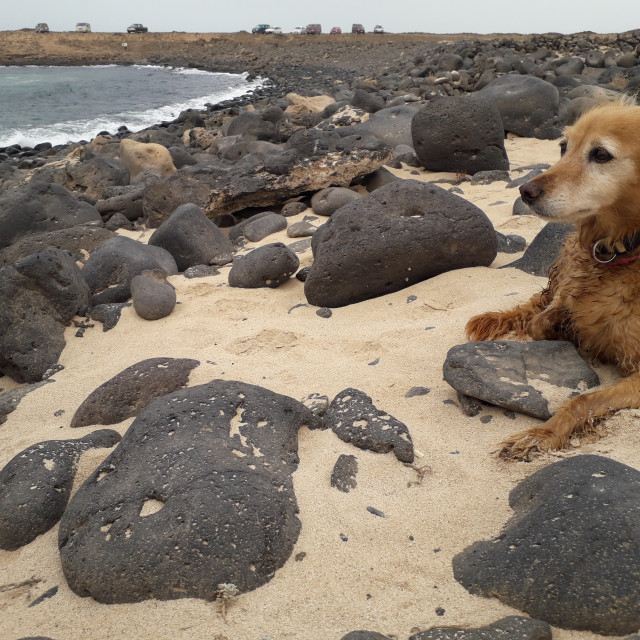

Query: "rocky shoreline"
left=4, top=27, right=640, bottom=640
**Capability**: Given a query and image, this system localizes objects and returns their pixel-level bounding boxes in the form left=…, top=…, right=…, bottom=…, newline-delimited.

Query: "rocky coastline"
left=3, top=27, right=640, bottom=640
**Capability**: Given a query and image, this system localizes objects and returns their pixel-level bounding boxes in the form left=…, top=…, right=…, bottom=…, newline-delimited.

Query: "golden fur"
left=466, top=100, right=640, bottom=460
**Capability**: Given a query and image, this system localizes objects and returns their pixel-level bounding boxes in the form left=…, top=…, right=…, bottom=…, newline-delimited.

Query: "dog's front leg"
left=466, top=292, right=547, bottom=341
left=499, top=372, right=640, bottom=460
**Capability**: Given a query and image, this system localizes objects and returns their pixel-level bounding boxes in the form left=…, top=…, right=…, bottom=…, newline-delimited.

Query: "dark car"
left=305, top=24, right=322, bottom=34
left=35, top=23, right=49, bottom=33
left=252, top=24, right=270, bottom=34
left=127, top=23, right=148, bottom=33
left=351, top=23, right=365, bottom=34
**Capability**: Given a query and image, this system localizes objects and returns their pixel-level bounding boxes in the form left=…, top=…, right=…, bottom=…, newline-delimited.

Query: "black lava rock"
left=453, top=455, right=640, bottom=635
left=0, top=430, right=121, bottom=550
left=70, top=357, right=199, bottom=428
left=324, top=388, right=414, bottom=463
left=58, top=380, right=321, bottom=603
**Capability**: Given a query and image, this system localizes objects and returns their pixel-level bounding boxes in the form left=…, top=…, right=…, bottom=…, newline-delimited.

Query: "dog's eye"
left=559, top=140, right=567, bottom=156
left=589, top=147, right=614, bottom=163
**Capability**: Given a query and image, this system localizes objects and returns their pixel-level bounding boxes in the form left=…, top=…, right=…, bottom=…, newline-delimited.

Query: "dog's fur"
left=466, top=99, right=640, bottom=460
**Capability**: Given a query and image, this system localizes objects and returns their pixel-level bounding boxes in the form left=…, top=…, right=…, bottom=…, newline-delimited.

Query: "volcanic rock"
left=412, top=97, right=509, bottom=173
left=324, top=388, right=414, bottom=463
left=304, top=180, right=497, bottom=308
left=70, top=357, right=199, bottom=428
left=0, top=430, right=121, bottom=550
left=58, top=379, right=320, bottom=603
left=453, top=455, right=640, bottom=635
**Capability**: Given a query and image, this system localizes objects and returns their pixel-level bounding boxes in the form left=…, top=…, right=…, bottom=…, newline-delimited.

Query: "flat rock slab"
left=0, top=430, right=121, bottom=550
left=70, top=357, right=200, bottom=428
left=59, top=379, right=321, bottom=603
left=453, top=455, right=640, bottom=635
left=410, top=616, right=551, bottom=639
left=143, top=135, right=391, bottom=226
left=443, top=341, right=600, bottom=419
left=324, top=388, right=414, bottom=463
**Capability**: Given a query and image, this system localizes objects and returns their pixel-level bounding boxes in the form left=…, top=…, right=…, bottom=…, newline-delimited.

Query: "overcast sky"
left=5, top=0, right=640, bottom=35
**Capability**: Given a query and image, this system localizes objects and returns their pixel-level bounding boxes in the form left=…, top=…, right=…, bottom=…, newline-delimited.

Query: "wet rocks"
left=130, top=269, right=176, bottom=320
left=81, top=236, right=178, bottom=305
left=443, top=341, right=600, bottom=419
left=71, top=357, right=199, bottom=429
left=324, top=388, right=414, bottom=463
left=453, top=455, right=640, bottom=635
left=0, top=429, right=121, bottom=550
left=229, top=242, right=299, bottom=288
left=411, top=97, right=509, bottom=173
left=147, top=203, right=234, bottom=270
left=58, top=379, right=320, bottom=603
left=304, top=180, right=497, bottom=308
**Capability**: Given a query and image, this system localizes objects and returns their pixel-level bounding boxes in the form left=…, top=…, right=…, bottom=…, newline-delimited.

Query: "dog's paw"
left=466, top=312, right=511, bottom=342
left=498, top=428, right=564, bottom=461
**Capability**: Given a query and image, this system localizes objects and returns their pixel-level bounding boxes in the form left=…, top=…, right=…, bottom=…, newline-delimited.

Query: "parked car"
left=252, top=24, right=270, bottom=34
left=75, top=22, right=91, bottom=32
left=305, top=24, right=322, bottom=34
left=291, top=26, right=305, bottom=34
left=330, top=26, right=342, bottom=34
left=373, top=24, right=384, bottom=34
left=351, top=23, right=365, bottom=34
left=35, top=23, right=49, bottom=33
left=127, top=23, right=148, bottom=33
left=265, top=26, right=282, bottom=35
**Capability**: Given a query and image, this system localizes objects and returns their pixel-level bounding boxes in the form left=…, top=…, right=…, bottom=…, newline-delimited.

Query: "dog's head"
left=519, top=99, right=640, bottom=238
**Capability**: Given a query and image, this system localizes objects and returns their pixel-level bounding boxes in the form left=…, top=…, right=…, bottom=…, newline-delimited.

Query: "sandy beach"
left=2, top=131, right=638, bottom=640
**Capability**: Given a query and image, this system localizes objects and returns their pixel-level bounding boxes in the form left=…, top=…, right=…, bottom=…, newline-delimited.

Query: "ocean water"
left=0, top=65, right=265, bottom=148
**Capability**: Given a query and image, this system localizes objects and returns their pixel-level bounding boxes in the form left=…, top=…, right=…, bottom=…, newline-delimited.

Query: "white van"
left=75, top=23, right=91, bottom=32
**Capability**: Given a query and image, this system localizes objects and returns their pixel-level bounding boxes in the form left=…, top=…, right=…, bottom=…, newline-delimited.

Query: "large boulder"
left=147, top=203, right=234, bottom=271
left=0, top=248, right=90, bottom=382
left=474, top=75, right=562, bottom=139
left=58, top=379, right=321, bottom=603
left=304, top=180, right=497, bottom=308
left=81, top=236, right=178, bottom=305
left=453, top=455, right=640, bottom=635
left=0, top=181, right=101, bottom=250
left=411, top=97, right=509, bottom=174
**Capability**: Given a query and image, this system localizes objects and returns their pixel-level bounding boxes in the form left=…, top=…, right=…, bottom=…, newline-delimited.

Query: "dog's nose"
left=520, top=181, right=543, bottom=205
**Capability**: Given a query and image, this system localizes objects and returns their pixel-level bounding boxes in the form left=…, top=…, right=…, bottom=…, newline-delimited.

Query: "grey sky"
left=4, top=0, right=640, bottom=36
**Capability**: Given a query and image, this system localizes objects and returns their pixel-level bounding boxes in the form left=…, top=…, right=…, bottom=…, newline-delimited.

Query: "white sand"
left=1, top=136, right=635, bottom=640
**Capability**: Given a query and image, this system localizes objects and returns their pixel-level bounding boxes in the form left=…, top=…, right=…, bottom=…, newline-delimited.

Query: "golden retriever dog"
left=466, top=99, right=640, bottom=460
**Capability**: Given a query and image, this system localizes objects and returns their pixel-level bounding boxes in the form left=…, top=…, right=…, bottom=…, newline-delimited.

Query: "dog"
left=466, top=99, right=640, bottom=460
